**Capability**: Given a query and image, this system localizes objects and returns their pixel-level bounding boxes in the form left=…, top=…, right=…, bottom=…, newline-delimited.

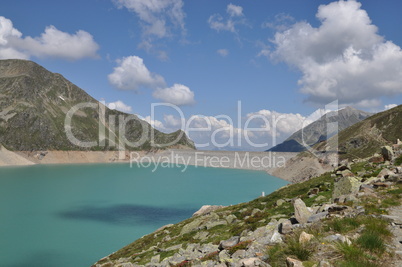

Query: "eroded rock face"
left=332, top=176, right=361, bottom=200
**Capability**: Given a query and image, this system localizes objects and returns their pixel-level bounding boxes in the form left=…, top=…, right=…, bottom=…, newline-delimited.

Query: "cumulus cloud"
left=208, top=3, right=246, bottom=33
left=270, top=0, right=402, bottom=107
left=108, top=55, right=195, bottom=105
left=384, top=104, right=397, bottom=110
left=153, top=83, right=195, bottom=106
left=217, top=49, right=229, bottom=57
left=0, top=16, right=99, bottom=60
left=139, top=107, right=331, bottom=150
left=108, top=56, right=166, bottom=90
left=113, top=0, right=186, bottom=57
left=107, top=100, right=133, bottom=113
left=227, top=4, right=243, bottom=17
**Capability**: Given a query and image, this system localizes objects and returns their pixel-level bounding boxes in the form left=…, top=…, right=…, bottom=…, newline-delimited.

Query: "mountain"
left=267, top=106, right=372, bottom=152
left=0, top=59, right=195, bottom=151
left=316, top=104, right=402, bottom=160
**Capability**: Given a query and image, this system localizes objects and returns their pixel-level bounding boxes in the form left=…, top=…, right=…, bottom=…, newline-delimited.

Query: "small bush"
left=284, top=233, right=313, bottom=261
left=356, top=232, right=385, bottom=253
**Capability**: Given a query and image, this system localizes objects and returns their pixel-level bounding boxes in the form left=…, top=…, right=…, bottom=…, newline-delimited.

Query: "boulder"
left=276, top=199, right=286, bottom=207
left=307, top=211, right=328, bottom=223
left=341, top=170, right=354, bottom=177
left=219, top=236, right=240, bottom=250
left=315, top=195, right=327, bottom=202
left=286, top=257, right=303, bottom=267
left=381, top=146, right=394, bottom=161
left=293, top=198, right=312, bottom=224
left=377, top=168, right=394, bottom=179
left=299, top=231, right=314, bottom=244
left=332, top=176, right=361, bottom=200
left=218, top=250, right=231, bottom=263
left=240, top=257, right=270, bottom=267
left=192, top=205, right=225, bottom=217
left=308, top=187, right=319, bottom=196
left=324, top=234, right=351, bottom=245
left=279, top=220, right=293, bottom=234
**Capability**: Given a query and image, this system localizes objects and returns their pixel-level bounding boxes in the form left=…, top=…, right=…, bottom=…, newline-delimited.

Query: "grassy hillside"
left=316, top=105, right=402, bottom=160
left=0, top=59, right=195, bottom=151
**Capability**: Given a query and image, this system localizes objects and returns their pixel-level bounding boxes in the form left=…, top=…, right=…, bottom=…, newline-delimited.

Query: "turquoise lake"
left=0, top=163, right=288, bottom=267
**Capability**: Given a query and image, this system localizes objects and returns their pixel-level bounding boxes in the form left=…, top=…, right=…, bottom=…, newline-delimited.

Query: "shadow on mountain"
left=57, top=204, right=195, bottom=226
left=268, top=139, right=307, bottom=152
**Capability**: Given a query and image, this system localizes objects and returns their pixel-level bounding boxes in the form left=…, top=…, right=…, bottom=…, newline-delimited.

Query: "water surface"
left=0, top=163, right=287, bottom=267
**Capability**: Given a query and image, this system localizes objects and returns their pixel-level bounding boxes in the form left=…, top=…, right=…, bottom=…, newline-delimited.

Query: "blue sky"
left=1, top=0, right=402, bottom=150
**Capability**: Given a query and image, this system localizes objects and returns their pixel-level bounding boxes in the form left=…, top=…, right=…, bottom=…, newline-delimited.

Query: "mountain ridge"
left=0, top=59, right=195, bottom=151
left=268, top=106, right=372, bottom=152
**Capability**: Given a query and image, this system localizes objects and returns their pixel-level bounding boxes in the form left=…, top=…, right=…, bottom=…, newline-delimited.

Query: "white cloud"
left=384, top=104, right=397, bottom=110
left=208, top=4, right=246, bottom=33
left=153, top=83, right=195, bottom=106
left=108, top=56, right=166, bottom=90
left=270, top=0, right=402, bottom=107
left=217, top=49, right=229, bottom=57
left=107, top=100, right=133, bottom=113
left=139, top=108, right=331, bottom=151
left=113, top=0, right=186, bottom=51
left=227, top=4, right=243, bottom=17
left=0, top=16, right=99, bottom=60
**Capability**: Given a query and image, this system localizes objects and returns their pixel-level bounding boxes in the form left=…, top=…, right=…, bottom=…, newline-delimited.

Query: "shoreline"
left=0, top=148, right=298, bottom=182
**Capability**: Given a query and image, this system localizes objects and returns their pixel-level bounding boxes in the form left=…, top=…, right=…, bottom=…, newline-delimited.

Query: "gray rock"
left=231, top=249, right=247, bottom=260
left=293, top=198, right=312, bottom=224
left=333, top=176, right=361, bottom=200
left=279, top=220, right=293, bottom=234
left=200, top=243, right=219, bottom=254
left=194, top=231, right=209, bottom=241
left=205, top=220, right=227, bottom=229
left=276, top=199, right=286, bottom=207
left=240, top=257, right=270, bottom=267
left=286, top=257, right=303, bottom=267
left=219, top=236, right=240, bottom=250
left=218, top=250, right=231, bottom=263
left=307, top=211, right=328, bottom=223
left=324, top=234, right=351, bottom=245
left=150, top=255, right=160, bottom=264
left=193, top=205, right=225, bottom=217
left=226, top=214, right=237, bottom=224
left=381, top=146, right=394, bottom=161
left=315, top=195, right=327, bottom=202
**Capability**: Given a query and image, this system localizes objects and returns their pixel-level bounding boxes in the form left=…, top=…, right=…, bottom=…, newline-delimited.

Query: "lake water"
left=0, top=163, right=287, bottom=267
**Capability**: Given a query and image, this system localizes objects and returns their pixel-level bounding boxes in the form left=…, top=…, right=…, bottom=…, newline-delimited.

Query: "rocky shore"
left=93, top=144, right=402, bottom=267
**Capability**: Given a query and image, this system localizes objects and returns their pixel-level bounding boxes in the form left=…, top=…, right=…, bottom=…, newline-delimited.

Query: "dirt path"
left=388, top=205, right=402, bottom=266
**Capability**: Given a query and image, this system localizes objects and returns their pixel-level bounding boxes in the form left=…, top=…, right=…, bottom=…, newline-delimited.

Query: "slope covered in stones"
left=316, top=104, right=402, bottom=161
left=94, top=144, right=402, bottom=267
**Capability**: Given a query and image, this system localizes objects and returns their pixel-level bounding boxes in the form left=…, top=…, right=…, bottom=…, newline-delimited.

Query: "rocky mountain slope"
left=0, top=59, right=195, bottom=151
left=268, top=107, right=372, bottom=153
left=316, top=104, right=402, bottom=161
left=93, top=144, right=402, bottom=267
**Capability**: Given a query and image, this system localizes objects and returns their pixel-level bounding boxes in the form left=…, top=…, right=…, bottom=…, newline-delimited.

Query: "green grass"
left=395, top=154, right=402, bottom=166
left=356, top=233, right=385, bottom=253
left=325, top=217, right=361, bottom=234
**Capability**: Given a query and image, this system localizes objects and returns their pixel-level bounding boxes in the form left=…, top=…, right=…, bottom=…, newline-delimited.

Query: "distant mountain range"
left=267, top=106, right=372, bottom=153
left=0, top=59, right=195, bottom=151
